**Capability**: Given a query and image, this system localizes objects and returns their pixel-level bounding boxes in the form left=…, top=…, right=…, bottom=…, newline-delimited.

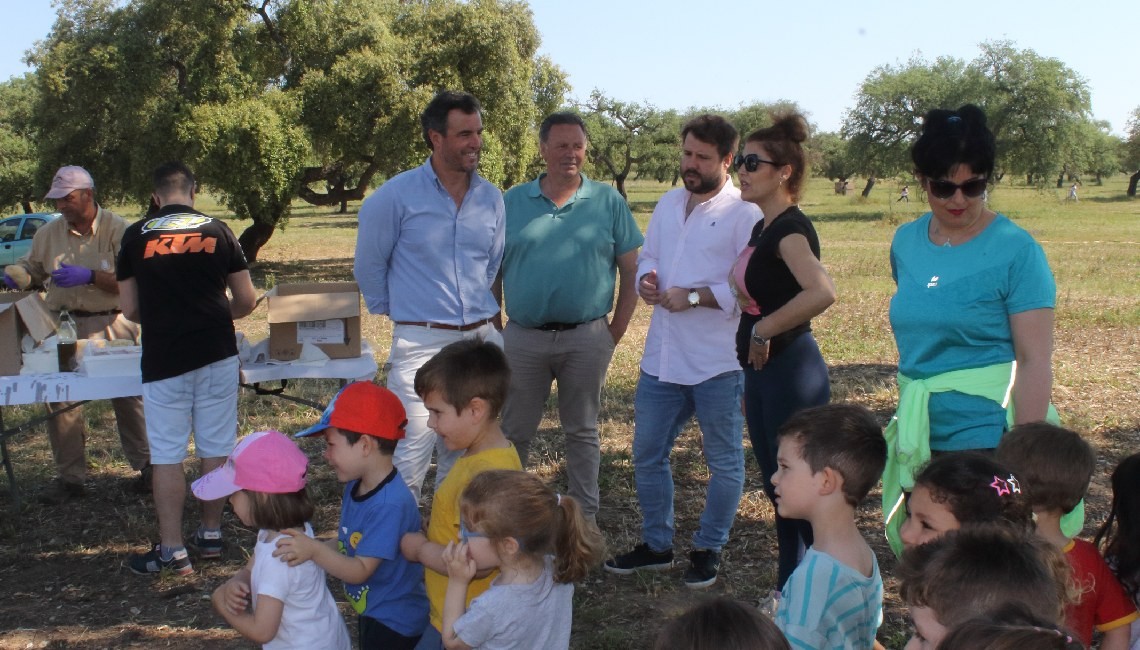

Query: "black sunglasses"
left=733, top=153, right=780, bottom=172
left=926, top=177, right=987, bottom=200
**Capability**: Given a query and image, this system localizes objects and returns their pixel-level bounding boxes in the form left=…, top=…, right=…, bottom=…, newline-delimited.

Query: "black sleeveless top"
left=734, top=205, right=822, bottom=367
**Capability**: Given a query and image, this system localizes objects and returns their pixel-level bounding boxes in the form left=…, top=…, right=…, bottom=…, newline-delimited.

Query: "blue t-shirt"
left=338, top=468, right=429, bottom=637
left=501, top=173, right=643, bottom=327
left=889, top=212, right=1055, bottom=450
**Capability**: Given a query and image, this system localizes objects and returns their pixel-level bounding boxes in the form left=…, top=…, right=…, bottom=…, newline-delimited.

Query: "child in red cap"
left=276, top=381, right=429, bottom=650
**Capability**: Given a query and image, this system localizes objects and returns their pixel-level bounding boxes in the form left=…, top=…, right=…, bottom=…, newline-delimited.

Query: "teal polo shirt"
left=501, top=173, right=643, bottom=328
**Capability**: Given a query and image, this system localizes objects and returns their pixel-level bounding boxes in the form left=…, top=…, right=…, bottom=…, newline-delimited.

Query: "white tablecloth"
left=0, top=342, right=378, bottom=407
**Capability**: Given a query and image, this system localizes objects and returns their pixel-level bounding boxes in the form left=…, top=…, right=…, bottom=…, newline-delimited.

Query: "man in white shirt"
left=602, top=114, right=761, bottom=589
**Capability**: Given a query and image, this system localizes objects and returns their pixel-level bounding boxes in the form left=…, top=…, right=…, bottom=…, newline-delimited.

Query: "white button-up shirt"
left=636, top=179, right=762, bottom=385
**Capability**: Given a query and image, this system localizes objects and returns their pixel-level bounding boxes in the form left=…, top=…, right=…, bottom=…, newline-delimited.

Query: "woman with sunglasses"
left=729, top=112, right=837, bottom=590
left=881, top=105, right=1057, bottom=554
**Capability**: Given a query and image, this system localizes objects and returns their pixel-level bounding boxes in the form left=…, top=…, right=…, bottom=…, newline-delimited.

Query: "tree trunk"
left=1056, top=171, right=1065, bottom=188
left=1128, top=170, right=1139, bottom=197
left=671, top=170, right=679, bottom=187
left=861, top=176, right=876, bottom=198
left=1027, top=174, right=1033, bottom=186
left=237, top=221, right=276, bottom=263
left=339, top=199, right=348, bottom=214
left=615, top=173, right=628, bottom=199
left=21, top=200, right=33, bottom=214
left=1095, top=172, right=1103, bottom=186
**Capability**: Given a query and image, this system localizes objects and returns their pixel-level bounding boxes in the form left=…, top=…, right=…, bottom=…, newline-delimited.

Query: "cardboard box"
left=264, top=282, right=362, bottom=361
left=0, top=291, right=57, bottom=376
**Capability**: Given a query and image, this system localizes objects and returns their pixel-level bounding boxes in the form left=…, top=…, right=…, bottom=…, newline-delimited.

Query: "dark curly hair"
left=910, top=104, right=996, bottom=181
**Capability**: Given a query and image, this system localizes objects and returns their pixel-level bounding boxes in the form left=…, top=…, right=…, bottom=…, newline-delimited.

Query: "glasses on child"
left=926, top=177, right=988, bottom=200
left=459, top=521, right=486, bottom=543
left=733, top=153, right=780, bottom=172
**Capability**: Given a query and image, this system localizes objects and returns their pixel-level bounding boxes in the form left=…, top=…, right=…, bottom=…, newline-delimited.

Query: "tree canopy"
left=24, top=0, right=567, bottom=260
left=842, top=41, right=1099, bottom=193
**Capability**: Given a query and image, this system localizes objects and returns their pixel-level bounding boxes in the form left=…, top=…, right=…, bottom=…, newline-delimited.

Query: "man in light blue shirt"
left=498, top=112, right=643, bottom=521
left=353, top=90, right=505, bottom=500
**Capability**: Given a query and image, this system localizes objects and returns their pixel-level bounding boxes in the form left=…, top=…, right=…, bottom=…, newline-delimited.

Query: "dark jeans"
left=744, top=331, right=831, bottom=589
left=360, top=615, right=421, bottom=650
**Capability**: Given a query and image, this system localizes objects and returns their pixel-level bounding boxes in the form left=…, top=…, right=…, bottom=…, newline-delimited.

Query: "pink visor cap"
left=191, top=430, right=308, bottom=501
left=44, top=165, right=95, bottom=200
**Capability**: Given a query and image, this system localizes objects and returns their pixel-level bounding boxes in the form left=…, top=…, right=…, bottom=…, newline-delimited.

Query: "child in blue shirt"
left=275, top=382, right=429, bottom=649
left=770, top=404, right=887, bottom=649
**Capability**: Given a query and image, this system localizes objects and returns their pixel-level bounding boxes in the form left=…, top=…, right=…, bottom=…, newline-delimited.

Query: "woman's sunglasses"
left=733, top=153, right=780, bottom=172
left=926, top=177, right=988, bottom=200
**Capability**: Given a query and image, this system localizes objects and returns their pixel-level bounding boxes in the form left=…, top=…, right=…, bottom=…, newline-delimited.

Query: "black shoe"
left=189, top=530, right=224, bottom=559
left=37, top=480, right=86, bottom=505
left=603, top=543, right=674, bottom=575
left=128, top=544, right=194, bottom=576
left=133, top=465, right=153, bottom=494
left=683, top=549, right=720, bottom=589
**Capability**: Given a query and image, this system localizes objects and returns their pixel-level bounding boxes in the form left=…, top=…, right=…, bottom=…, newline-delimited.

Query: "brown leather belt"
left=70, top=309, right=122, bottom=318
left=394, top=316, right=495, bottom=332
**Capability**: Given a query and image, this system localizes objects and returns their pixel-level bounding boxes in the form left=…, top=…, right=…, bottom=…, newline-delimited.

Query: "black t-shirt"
left=117, top=205, right=248, bottom=382
left=735, top=205, right=822, bottom=366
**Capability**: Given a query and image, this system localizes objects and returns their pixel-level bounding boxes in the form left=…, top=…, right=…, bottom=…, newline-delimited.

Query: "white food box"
left=78, top=340, right=142, bottom=377
left=20, top=347, right=59, bottom=374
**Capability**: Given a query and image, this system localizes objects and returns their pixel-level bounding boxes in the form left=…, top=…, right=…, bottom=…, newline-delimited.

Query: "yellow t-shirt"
left=425, top=444, right=521, bottom=631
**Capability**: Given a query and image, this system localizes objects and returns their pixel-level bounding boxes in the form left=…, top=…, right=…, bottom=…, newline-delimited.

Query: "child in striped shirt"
left=770, top=404, right=887, bottom=649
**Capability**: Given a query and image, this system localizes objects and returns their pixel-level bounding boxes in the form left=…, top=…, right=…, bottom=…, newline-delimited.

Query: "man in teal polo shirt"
left=497, top=112, right=643, bottom=520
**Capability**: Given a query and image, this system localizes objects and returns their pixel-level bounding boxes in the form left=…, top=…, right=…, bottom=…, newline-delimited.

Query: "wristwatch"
left=687, top=289, right=700, bottom=309
left=751, top=326, right=768, bottom=346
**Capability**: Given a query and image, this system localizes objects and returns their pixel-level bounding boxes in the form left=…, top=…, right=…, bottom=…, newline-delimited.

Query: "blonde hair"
left=460, top=470, right=605, bottom=583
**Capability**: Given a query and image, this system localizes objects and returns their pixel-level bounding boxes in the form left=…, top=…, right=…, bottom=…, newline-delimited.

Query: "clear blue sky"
left=4, top=0, right=1136, bottom=135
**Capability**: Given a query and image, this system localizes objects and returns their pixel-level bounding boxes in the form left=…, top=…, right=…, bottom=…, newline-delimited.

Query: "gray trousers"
left=500, top=317, right=615, bottom=518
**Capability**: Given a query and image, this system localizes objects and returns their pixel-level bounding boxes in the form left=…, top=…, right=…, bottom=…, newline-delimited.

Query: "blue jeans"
left=633, top=370, right=745, bottom=553
left=744, top=331, right=830, bottom=589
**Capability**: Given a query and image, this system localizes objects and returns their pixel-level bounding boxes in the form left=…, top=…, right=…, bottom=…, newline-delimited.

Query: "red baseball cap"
left=295, top=381, right=407, bottom=441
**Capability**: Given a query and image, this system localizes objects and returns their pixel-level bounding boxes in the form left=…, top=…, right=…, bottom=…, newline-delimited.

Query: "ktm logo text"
left=144, top=234, right=217, bottom=258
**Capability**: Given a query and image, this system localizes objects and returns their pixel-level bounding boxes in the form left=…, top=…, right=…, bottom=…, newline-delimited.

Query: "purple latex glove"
left=2, top=274, right=17, bottom=290
left=50, top=263, right=94, bottom=288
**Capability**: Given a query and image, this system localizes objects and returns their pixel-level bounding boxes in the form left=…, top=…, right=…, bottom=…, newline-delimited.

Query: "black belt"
left=70, top=309, right=122, bottom=318
left=394, top=316, right=494, bottom=331
left=534, top=321, right=586, bottom=332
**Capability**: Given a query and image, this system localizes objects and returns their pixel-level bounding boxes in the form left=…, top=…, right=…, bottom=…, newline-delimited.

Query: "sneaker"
left=682, top=549, right=720, bottom=589
left=757, top=589, right=781, bottom=619
left=190, top=530, right=224, bottom=559
left=603, top=543, right=674, bottom=575
left=128, top=544, right=194, bottom=576
left=37, top=480, right=86, bottom=505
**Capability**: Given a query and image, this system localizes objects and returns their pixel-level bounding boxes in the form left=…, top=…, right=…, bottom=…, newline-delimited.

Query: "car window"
left=0, top=218, right=19, bottom=243
left=20, top=217, right=46, bottom=240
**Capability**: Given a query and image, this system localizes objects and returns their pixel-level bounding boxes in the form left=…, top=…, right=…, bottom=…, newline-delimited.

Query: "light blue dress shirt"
left=353, top=158, right=505, bottom=324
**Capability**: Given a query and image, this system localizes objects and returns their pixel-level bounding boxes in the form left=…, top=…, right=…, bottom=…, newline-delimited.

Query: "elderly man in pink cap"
left=4, top=165, right=149, bottom=503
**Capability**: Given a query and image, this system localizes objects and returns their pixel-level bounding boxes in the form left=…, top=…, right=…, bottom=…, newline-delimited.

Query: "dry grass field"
left=0, top=175, right=1136, bottom=649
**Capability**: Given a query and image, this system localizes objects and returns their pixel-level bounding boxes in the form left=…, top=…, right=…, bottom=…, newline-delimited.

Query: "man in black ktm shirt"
left=118, top=161, right=257, bottom=576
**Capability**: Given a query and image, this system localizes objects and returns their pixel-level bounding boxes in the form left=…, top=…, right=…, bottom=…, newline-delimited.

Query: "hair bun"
left=771, top=112, right=809, bottom=144
left=956, top=104, right=988, bottom=128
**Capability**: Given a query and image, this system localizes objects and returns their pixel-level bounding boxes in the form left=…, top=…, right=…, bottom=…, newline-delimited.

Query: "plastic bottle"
left=57, top=309, right=78, bottom=372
